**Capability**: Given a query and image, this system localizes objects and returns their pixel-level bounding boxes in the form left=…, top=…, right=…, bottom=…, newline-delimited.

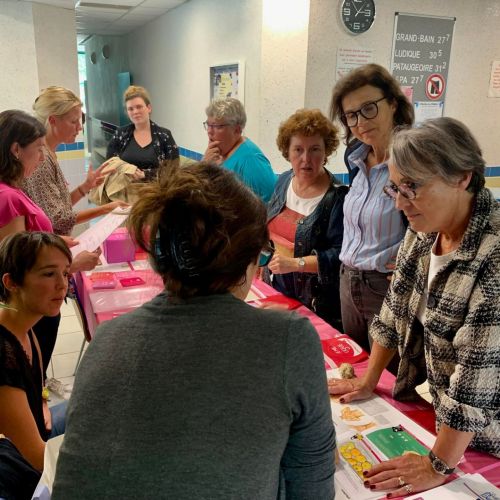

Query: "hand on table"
left=257, top=301, right=289, bottom=311
left=72, top=248, right=102, bottom=272
left=363, top=453, right=446, bottom=497
left=105, top=200, right=130, bottom=213
left=268, top=253, right=298, bottom=275
left=327, top=377, right=375, bottom=403
left=203, top=141, right=223, bottom=165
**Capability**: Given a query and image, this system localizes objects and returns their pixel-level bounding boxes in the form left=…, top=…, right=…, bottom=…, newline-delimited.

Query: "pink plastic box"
left=103, top=228, right=136, bottom=264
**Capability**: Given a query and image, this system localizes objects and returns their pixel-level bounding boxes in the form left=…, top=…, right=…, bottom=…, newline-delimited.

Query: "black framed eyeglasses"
left=258, top=241, right=275, bottom=267
left=203, top=121, right=231, bottom=131
left=341, top=96, right=387, bottom=128
left=383, top=181, right=421, bottom=200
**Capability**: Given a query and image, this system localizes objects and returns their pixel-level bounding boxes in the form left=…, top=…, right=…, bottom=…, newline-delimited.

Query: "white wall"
left=259, top=0, right=311, bottom=171
left=32, top=3, right=79, bottom=93
left=127, top=0, right=263, bottom=157
left=0, top=1, right=39, bottom=111
left=0, top=1, right=79, bottom=112
left=126, top=0, right=500, bottom=173
left=306, top=0, right=500, bottom=169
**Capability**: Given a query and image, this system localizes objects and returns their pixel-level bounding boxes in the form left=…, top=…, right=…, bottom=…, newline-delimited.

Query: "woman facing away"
left=265, top=109, right=347, bottom=331
left=106, top=85, right=179, bottom=182
left=330, top=118, right=500, bottom=497
left=0, top=232, right=72, bottom=473
left=202, top=97, right=276, bottom=203
left=53, top=162, right=335, bottom=500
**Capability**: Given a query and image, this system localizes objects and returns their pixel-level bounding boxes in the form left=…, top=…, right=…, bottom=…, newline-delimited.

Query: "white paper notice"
left=488, top=60, right=500, bottom=98
left=414, top=101, right=443, bottom=124
left=70, top=212, right=128, bottom=257
left=336, top=48, right=374, bottom=80
left=407, top=473, right=500, bottom=499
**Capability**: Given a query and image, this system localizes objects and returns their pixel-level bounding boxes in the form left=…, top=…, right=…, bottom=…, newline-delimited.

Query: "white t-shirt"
left=286, top=182, right=324, bottom=217
left=416, top=236, right=456, bottom=323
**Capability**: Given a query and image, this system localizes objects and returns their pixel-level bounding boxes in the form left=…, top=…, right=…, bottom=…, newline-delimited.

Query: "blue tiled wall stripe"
left=179, top=147, right=203, bottom=161
left=179, top=145, right=500, bottom=183
left=56, top=142, right=85, bottom=152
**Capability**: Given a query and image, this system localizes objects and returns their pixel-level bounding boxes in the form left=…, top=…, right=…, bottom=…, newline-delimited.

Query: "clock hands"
left=354, top=2, right=367, bottom=17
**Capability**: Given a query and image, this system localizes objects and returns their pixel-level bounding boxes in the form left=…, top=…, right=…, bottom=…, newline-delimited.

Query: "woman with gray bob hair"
left=390, top=117, right=485, bottom=194
left=203, top=97, right=276, bottom=202
left=329, top=117, right=500, bottom=496
left=205, top=97, right=247, bottom=128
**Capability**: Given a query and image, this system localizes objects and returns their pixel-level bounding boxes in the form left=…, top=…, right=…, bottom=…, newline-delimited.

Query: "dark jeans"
left=340, top=264, right=400, bottom=375
left=32, top=314, right=61, bottom=381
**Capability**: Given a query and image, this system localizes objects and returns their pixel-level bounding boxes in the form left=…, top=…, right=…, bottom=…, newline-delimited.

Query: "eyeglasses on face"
left=258, top=241, right=275, bottom=267
left=383, top=181, right=421, bottom=200
left=203, top=121, right=232, bottom=131
left=341, top=96, right=387, bottom=128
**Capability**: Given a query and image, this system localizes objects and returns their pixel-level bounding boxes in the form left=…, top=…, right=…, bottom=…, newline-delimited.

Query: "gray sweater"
left=52, top=292, right=335, bottom=499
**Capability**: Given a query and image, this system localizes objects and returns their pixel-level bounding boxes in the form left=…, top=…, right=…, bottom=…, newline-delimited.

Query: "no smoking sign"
left=426, top=73, right=445, bottom=99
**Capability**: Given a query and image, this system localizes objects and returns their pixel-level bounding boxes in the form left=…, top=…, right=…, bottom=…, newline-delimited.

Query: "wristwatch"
left=428, top=450, right=455, bottom=475
left=298, top=257, right=306, bottom=272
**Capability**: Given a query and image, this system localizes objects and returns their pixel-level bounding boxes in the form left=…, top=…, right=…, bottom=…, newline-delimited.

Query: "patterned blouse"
left=371, top=188, right=500, bottom=457
left=106, top=120, right=179, bottom=170
left=22, top=147, right=76, bottom=236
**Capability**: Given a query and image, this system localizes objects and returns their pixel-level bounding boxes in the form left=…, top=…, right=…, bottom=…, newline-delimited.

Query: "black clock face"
left=341, top=0, right=375, bottom=35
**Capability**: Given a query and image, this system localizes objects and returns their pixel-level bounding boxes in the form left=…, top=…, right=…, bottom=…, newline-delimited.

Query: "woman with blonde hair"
left=106, top=85, right=179, bottom=181
left=22, top=86, right=125, bottom=236
left=22, top=87, right=125, bottom=383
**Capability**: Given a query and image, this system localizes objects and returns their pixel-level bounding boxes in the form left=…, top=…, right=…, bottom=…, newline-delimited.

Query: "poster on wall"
left=390, top=13, right=455, bottom=123
left=488, top=60, right=500, bottom=98
left=209, top=62, right=245, bottom=103
left=336, top=48, right=374, bottom=80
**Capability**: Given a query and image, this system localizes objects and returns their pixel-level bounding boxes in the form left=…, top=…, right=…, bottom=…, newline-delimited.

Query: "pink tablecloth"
left=75, top=272, right=499, bottom=485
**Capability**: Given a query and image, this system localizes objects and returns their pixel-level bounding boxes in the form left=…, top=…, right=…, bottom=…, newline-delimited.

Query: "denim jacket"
left=266, top=169, right=347, bottom=329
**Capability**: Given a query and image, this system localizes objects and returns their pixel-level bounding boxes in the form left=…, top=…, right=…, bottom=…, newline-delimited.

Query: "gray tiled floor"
left=47, top=299, right=86, bottom=401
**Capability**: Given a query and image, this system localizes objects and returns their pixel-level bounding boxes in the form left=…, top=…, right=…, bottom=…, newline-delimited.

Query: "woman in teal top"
left=203, top=97, right=276, bottom=202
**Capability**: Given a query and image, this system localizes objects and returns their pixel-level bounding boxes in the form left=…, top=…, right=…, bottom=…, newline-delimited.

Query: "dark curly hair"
left=0, top=110, right=46, bottom=186
left=128, top=161, right=268, bottom=298
left=329, top=64, right=414, bottom=146
left=276, top=108, right=339, bottom=162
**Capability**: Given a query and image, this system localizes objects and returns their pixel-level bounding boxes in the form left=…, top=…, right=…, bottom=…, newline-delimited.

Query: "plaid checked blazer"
left=370, top=188, right=500, bottom=457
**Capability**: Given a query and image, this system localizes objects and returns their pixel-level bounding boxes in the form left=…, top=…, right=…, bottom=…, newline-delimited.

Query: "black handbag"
left=0, top=435, right=41, bottom=500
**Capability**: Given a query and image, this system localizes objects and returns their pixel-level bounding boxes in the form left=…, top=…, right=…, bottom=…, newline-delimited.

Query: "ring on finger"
left=398, top=476, right=405, bottom=487
left=404, top=484, right=413, bottom=494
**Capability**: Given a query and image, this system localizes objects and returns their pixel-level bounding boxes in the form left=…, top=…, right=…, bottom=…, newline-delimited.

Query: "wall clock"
left=341, top=0, right=376, bottom=35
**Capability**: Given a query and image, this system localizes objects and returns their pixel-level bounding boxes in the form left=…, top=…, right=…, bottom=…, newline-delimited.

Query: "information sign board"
left=391, top=13, right=455, bottom=121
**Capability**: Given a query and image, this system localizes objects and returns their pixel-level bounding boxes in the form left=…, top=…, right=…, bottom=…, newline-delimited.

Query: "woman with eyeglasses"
left=106, top=85, right=179, bottom=182
left=329, top=118, right=500, bottom=496
left=330, top=64, right=414, bottom=360
left=264, top=109, right=347, bottom=331
left=53, top=162, right=335, bottom=499
left=202, top=97, right=276, bottom=203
